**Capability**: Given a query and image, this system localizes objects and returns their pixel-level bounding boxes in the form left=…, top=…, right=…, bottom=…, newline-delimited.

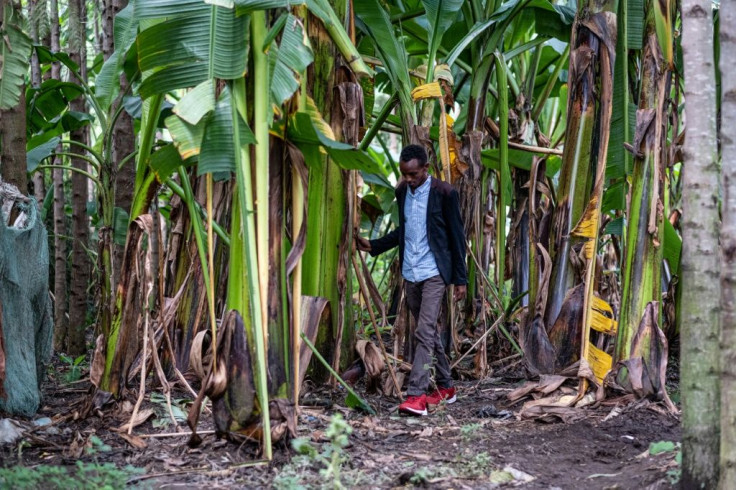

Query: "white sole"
left=428, top=393, right=457, bottom=405
left=400, top=406, right=428, bottom=416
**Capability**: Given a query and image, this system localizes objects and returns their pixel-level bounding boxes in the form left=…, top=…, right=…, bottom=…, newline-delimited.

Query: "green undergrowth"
left=273, top=413, right=385, bottom=489
left=0, top=461, right=145, bottom=490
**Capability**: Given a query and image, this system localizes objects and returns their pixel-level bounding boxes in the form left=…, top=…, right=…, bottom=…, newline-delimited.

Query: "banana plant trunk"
left=267, top=138, right=289, bottom=397
left=527, top=0, right=617, bottom=373
left=615, top=3, right=668, bottom=364
left=303, top=2, right=356, bottom=379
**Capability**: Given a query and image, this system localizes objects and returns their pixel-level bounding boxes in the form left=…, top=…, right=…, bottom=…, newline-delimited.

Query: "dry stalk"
left=450, top=315, right=504, bottom=369
left=149, top=332, right=178, bottom=427
left=138, top=430, right=216, bottom=439
left=128, top=308, right=149, bottom=435
left=352, top=253, right=403, bottom=401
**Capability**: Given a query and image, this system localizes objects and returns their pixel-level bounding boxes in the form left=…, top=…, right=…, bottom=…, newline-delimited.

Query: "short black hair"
left=399, top=144, right=428, bottom=166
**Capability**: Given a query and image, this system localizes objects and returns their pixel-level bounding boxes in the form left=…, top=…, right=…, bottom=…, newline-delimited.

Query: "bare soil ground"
left=0, top=359, right=681, bottom=489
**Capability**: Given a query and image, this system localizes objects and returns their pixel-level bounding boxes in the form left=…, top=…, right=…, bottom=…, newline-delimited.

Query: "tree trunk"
left=720, top=0, right=736, bottom=487
left=0, top=92, right=27, bottom=193
left=680, top=0, right=721, bottom=486
left=48, top=0, right=68, bottom=352
left=28, top=0, right=45, bottom=203
left=0, top=0, right=27, bottom=191
left=103, top=0, right=135, bottom=288
left=66, top=0, right=91, bottom=356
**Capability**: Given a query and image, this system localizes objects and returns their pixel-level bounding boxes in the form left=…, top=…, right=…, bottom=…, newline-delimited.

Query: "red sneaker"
left=399, top=394, right=428, bottom=416
left=426, top=386, right=457, bottom=405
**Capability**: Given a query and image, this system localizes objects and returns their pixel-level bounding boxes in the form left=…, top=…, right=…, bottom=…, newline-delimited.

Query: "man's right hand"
left=355, top=235, right=372, bottom=252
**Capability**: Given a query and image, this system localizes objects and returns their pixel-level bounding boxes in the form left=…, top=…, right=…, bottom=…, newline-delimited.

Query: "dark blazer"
left=369, top=178, right=467, bottom=286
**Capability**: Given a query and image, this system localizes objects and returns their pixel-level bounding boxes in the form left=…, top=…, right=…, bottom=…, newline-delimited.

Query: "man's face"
left=399, top=158, right=429, bottom=191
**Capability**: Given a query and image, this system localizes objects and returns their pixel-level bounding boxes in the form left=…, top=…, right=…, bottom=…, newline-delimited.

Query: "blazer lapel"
left=427, top=177, right=441, bottom=239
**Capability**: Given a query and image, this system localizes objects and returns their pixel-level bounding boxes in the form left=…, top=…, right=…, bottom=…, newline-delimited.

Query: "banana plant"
left=612, top=0, right=678, bottom=413
left=94, top=0, right=384, bottom=459
left=522, top=0, right=618, bottom=386
left=25, top=46, right=141, bottom=347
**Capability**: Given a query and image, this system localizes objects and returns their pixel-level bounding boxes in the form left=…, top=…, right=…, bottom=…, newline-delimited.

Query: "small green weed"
left=149, top=393, right=189, bottom=428
left=0, top=461, right=144, bottom=490
left=59, top=353, right=87, bottom=383
left=275, top=413, right=358, bottom=490
left=460, top=423, right=482, bottom=441
left=410, top=465, right=457, bottom=485
left=649, top=440, right=681, bottom=485
left=465, top=451, right=494, bottom=478
left=86, top=435, right=112, bottom=455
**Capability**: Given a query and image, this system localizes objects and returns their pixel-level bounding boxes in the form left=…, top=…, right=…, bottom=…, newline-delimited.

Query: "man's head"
left=399, top=145, right=430, bottom=191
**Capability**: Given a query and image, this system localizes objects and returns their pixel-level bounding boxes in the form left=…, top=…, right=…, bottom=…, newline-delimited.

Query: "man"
left=356, top=144, right=467, bottom=416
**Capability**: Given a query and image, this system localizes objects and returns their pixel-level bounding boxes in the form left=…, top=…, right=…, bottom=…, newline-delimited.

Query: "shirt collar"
left=408, top=175, right=431, bottom=196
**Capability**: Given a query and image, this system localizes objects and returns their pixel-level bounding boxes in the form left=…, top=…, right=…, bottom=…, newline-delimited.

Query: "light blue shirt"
left=402, top=175, right=440, bottom=282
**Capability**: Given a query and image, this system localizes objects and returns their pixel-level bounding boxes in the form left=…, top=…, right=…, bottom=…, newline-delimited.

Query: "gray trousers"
left=405, top=275, right=453, bottom=396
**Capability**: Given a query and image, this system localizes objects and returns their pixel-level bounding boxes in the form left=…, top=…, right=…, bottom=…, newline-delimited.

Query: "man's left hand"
left=454, top=285, right=467, bottom=301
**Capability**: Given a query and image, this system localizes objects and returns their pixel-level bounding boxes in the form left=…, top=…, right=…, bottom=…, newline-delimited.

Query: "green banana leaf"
left=173, top=79, right=216, bottom=125
left=137, top=5, right=247, bottom=98
left=199, top=86, right=256, bottom=177
left=663, top=219, right=681, bottom=274
left=149, top=144, right=186, bottom=183
left=95, top=3, right=138, bottom=110
left=27, top=137, right=61, bottom=173
left=531, top=1, right=575, bottom=42
left=287, top=113, right=384, bottom=175
left=481, top=148, right=562, bottom=177
left=444, top=0, right=542, bottom=67
left=604, top=216, right=625, bottom=236
left=134, top=0, right=208, bottom=18
left=166, top=114, right=205, bottom=160
left=602, top=180, right=626, bottom=213
left=422, top=0, right=464, bottom=70
left=269, top=14, right=313, bottom=105
left=0, top=6, right=32, bottom=109
left=26, top=79, right=85, bottom=134
left=355, top=0, right=416, bottom=124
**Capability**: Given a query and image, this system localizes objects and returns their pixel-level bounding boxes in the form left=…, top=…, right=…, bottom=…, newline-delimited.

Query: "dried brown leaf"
left=356, top=340, right=384, bottom=379
left=520, top=404, right=584, bottom=424
left=89, top=334, right=105, bottom=388
left=189, top=330, right=212, bottom=380
left=114, top=408, right=155, bottom=432
left=117, top=432, right=147, bottom=449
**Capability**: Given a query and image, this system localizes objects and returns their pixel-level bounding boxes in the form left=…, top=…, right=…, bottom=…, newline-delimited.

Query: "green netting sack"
left=0, top=182, right=52, bottom=416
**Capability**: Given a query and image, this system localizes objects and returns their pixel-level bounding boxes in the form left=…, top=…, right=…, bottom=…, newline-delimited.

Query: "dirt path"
left=0, top=371, right=681, bottom=489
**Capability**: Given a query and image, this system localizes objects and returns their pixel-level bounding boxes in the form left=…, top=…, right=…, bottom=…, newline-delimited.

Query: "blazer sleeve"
left=445, top=188, right=468, bottom=285
left=369, top=227, right=400, bottom=256
left=369, top=186, right=403, bottom=256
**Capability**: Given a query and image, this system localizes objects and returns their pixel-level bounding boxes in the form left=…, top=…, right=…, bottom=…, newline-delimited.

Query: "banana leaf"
left=287, top=113, right=383, bottom=174
left=0, top=5, right=32, bottom=109
left=96, top=3, right=138, bottom=110
left=173, top=79, right=216, bottom=125
left=481, top=148, right=562, bottom=177
left=355, top=0, right=416, bottom=131
left=269, top=14, right=313, bottom=105
left=199, top=87, right=256, bottom=177
left=422, top=0, right=463, bottom=78
left=137, top=5, right=247, bottom=98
